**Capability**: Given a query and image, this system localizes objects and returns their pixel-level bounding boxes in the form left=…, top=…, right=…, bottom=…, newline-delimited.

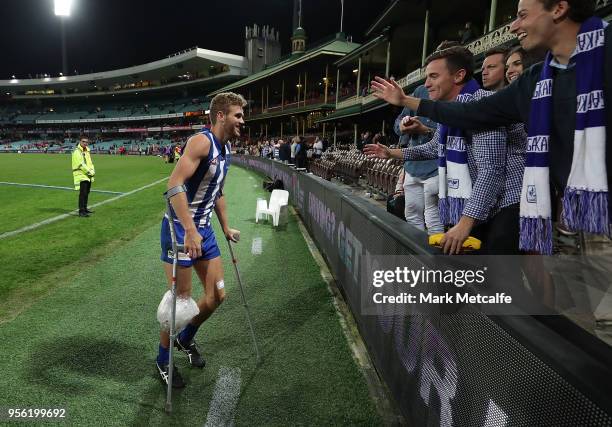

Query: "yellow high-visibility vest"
left=71, top=143, right=95, bottom=189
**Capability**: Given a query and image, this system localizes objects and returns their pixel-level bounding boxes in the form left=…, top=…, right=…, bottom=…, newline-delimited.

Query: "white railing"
left=465, top=23, right=516, bottom=56
left=337, top=96, right=360, bottom=110
left=397, top=68, right=426, bottom=90
left=36, top=113, right=184, bottom=124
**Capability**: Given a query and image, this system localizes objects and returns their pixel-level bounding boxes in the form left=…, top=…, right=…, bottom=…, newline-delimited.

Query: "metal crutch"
left=226, top=237, right=261, bottom=363
left=164, top=193, right=184, bottom=413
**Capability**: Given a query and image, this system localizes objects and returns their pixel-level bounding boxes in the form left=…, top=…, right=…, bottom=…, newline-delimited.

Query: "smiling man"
left=365, top=46, right=524, bottom=256
left=155, top=92, right=246, bottom=388
left=370, top=0, right=611, bottom=255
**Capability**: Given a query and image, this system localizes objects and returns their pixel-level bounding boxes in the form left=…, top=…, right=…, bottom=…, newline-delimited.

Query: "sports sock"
left=157, top=344, right=169, bottom=365
left=178, top=322, right=200, bottom=344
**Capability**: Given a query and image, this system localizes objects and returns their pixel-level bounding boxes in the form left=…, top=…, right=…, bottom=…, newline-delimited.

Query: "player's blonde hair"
left=209, top=92, right=247, bottom=124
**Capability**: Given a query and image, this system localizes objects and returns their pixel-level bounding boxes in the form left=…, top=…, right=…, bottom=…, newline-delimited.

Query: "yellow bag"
left=428, top=233, right=482, bottom=251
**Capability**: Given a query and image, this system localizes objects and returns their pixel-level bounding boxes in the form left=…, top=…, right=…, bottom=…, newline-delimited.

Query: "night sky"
left=1, top=0, right=390, bottom=79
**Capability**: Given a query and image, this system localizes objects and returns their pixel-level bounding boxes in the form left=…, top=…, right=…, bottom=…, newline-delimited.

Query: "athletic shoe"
left=174, top=338, right=206, bottom=368
left=156, top=361, right=186, bottom=388
left=78, top=211, right=89, bottom=217
left=85, top=209, right=94, bottom=214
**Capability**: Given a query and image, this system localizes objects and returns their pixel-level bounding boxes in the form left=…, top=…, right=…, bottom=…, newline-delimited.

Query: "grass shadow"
left=25, top=336, right=146, bottom=396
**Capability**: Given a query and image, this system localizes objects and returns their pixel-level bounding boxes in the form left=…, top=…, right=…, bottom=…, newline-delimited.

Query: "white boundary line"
left=204, top=367, right=241, bottom=427
left=0, top=177, right=168, bottom=240
left=0, top=181, right=124, bottom=195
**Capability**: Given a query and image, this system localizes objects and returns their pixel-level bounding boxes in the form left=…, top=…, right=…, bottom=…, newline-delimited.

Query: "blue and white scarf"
left=438, top=79, right=481, bottom=225
left=520, top=17, right=609, bottom=255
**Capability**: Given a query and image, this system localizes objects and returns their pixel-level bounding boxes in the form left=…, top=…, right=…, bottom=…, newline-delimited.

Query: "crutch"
left=226, top=237, right=261, bottom=363
left=164, top=193, right=183, bottom=413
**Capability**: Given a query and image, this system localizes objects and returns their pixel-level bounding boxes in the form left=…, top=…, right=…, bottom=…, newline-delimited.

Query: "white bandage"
left=156, top=290, right=200, bottom=332
left=216, top=280, right=225, bottom=290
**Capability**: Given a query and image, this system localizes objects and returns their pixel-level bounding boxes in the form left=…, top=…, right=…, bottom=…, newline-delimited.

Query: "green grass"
left=0, top=154, right=382, bottom=425
left=0, top=154, right=171, bottom=320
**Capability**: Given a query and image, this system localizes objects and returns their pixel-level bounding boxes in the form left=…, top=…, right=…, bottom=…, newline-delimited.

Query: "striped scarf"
left=520, top=17, right=609, bottom=254
left=438, top=79, right=481, bottom=225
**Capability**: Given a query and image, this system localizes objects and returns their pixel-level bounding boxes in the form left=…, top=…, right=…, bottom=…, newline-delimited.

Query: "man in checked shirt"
left=365, top=46, right=525, bottom=255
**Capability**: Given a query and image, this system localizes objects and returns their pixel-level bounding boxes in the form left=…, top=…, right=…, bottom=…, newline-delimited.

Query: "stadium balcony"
left=317, top=0, right=612, bottom=145
left=208, top=33, right=360, bottom=141
left=0, top=47, right=248, bottom=100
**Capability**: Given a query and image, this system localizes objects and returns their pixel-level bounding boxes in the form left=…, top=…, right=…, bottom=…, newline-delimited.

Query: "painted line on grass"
left=251, top=237, right=262, bottom=255
left=0, top=177, right=168, bottom=240
left=204, top=366, right=241, bottom=427
left=0, top=181, right=124, bottom=195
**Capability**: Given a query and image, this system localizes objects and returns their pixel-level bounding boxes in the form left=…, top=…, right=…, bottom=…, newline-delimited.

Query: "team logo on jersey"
left=211, top=158, right=218, bottom=165
left=527, top=185, right=537, bottom=203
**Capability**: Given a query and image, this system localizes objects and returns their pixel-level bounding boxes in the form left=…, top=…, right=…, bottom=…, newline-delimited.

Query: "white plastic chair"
left=255, top=198, right=268, bottom=223
left=255, top=190, right=289, bottom=226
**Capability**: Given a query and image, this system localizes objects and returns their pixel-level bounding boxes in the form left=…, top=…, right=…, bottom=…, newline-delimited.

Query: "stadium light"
left=54, top=0, right=72, bottom=17
left=54, top=0, right=72, bottom=76
left=339, top=0, right=344, bottom=34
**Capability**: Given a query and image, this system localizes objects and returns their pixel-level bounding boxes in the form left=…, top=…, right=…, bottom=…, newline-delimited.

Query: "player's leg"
left=156, top=217, right=194, bottom=387
left=156, top=263, right=193, bottom=388
left=174, top=227, right=224, bottom=367
left=193, top=255, right=226, bottom=324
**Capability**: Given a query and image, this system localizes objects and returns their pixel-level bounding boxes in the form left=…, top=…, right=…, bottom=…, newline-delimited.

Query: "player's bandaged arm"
left=167, top=133, right=210, bottom=232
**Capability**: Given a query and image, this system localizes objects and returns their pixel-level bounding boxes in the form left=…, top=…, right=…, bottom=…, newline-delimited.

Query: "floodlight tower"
left=339, top=0, right=344, bottom=34
left=54, top=0, right=72, bottom=76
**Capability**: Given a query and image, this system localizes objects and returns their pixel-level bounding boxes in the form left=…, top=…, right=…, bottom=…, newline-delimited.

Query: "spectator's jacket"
left=404, top=89, right=517, bottom=222
left=394, top=84, right=438, bottom=179
left=72, top=143, right=95, bottom=189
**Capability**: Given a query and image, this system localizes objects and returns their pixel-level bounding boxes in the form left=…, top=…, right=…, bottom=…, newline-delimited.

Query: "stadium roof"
left=209, top=35, right=360, bottom=96
left=0, top=47, right=248, bottom=95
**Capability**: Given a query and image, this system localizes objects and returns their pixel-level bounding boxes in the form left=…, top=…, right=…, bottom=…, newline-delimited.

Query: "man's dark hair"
left=425, top=46, right=475, bottom=84
left=539, top=0, right=595, bottom=23
left=484, top=46, right=509, bottom=59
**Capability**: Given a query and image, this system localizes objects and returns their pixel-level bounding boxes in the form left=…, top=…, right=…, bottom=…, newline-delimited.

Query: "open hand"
left=363, top=143, right=391, bottom=159
left=371, top=77, right=407, bottom=106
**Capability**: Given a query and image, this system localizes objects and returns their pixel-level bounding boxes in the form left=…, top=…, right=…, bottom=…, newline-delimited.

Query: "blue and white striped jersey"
left=169, top=130, right=231, bottom=227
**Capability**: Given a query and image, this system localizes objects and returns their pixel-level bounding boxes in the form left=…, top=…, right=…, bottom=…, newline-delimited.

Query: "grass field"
left=0, top=153, right=382, bottom=425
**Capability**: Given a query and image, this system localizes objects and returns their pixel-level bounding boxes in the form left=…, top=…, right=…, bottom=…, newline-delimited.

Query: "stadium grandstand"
left=0, top=44, right=251, bottom=154
left=2, top=0, right=612, bottom=425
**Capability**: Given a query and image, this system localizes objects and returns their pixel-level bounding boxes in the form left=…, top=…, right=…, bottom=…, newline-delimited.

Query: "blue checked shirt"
left=402, top=89, right=525, bottom=222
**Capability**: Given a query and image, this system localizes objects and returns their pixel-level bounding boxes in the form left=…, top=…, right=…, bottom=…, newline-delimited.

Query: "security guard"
left=72, top=136, right=95, bottom=217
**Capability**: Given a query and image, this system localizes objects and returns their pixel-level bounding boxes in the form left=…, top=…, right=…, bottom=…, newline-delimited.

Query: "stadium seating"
left=1, top=98, right=210, bottom=124
left=309, top=149, right=403, bottom=198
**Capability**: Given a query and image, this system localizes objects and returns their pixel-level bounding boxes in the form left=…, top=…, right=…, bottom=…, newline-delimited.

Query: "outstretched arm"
left=371, top=76, right=524, bottom=130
